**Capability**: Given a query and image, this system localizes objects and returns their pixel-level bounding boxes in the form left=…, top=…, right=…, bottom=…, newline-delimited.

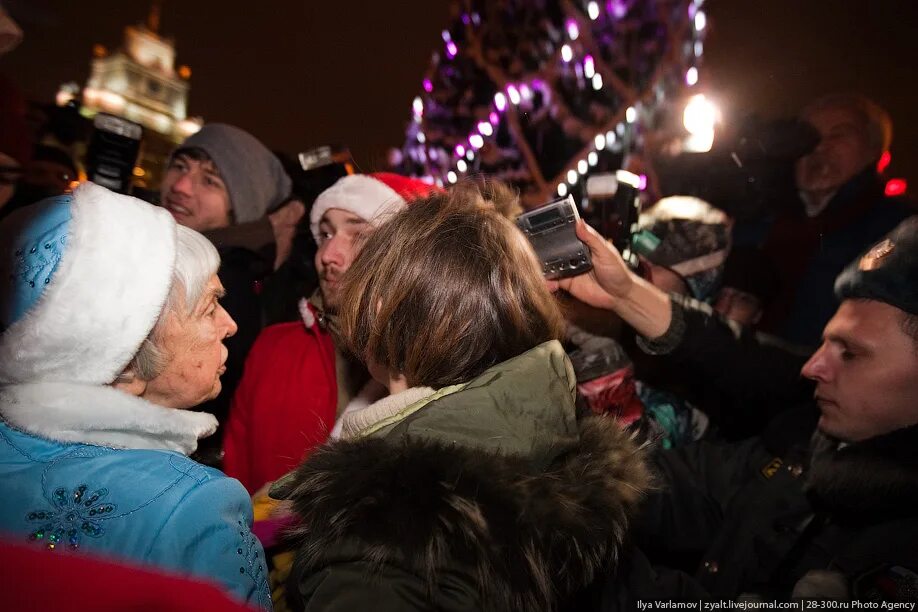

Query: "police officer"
left=552, top=217, right=918, bottom=603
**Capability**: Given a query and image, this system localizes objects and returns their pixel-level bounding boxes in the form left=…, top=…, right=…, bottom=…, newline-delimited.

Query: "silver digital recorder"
left=516, top=195, right=593, bottom=280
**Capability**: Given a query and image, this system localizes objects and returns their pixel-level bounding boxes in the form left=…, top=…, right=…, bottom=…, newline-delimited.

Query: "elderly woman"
left=274, top=182, right=652, bottom=611
left=0, top=183, right=271, bottom=609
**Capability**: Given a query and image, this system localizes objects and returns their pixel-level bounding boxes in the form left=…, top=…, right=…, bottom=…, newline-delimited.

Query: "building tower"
left=58, top=2, right=203, bottom=189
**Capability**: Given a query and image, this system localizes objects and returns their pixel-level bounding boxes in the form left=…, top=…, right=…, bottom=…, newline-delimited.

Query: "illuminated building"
left=58, top=3, right=203, bottom=189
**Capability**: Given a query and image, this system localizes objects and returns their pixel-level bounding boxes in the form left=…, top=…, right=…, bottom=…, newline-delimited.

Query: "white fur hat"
left=0, top=182, right=177, bottom=385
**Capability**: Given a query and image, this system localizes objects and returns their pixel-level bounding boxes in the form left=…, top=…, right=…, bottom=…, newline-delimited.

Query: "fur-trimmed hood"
left=285, top=415, right=652, bottom=610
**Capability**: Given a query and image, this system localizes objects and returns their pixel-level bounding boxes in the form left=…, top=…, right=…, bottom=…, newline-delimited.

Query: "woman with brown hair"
left=274, top=181, right=652, bottom=611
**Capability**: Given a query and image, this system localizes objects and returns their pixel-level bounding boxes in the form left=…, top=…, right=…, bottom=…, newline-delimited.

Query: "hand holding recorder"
left=548, top=220, right=674, bottom=341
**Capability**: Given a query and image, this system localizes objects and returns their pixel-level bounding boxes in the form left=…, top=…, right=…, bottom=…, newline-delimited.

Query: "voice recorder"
left=516, top=195, right=593, bottom=280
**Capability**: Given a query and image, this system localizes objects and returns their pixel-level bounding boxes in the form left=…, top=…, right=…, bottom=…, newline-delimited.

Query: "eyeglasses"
left=0, top=165, right=23, bottom=186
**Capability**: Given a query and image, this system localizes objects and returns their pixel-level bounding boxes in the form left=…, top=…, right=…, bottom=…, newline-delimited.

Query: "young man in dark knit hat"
left=553, top=216, right=918, bottom=604
left=161, top=123, right=305, bottom=465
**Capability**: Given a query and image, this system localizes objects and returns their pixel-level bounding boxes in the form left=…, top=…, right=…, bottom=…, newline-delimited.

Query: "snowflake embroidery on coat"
left=26, top=484, right=116, bottom=550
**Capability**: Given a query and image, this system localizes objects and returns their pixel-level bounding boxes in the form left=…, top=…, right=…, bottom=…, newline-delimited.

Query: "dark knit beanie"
left=835, top=216, right=918, bottom=315
left=173, top=123, right=291, bottom=224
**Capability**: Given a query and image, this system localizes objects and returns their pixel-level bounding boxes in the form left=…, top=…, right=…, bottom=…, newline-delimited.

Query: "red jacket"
left=223, top=302, right=337, bottom=494
left=3, top=537, right=257, bottom=611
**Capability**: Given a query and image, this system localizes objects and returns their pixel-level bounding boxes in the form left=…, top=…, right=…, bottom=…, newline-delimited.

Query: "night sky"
left=4, top=0, right=918, bottom=184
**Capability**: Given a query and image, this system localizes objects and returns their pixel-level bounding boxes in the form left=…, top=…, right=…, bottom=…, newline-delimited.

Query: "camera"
left=516, top=195, right=592, bottom=279
left=657, top=116, right=820, bottom=219
left=584, top=170, right=642, bottom=262
left=85, top=113, right=143, bottom=194
left=290, top=145, right=354, bottom=206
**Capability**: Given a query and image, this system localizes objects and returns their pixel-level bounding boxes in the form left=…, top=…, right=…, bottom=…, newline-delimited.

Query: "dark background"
left=3, top=0, right=917, bottom=184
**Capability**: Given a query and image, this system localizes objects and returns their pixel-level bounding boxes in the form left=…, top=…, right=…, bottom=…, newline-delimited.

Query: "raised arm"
left=549, top=220, right=811, bottom=407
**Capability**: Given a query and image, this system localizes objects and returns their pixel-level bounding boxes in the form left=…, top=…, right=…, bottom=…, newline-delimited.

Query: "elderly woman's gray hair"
left=123, top=225, right=220, bottom=381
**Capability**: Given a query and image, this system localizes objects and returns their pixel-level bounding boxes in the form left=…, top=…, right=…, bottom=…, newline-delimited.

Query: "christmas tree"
left=395, top=0, right=709, bottom=208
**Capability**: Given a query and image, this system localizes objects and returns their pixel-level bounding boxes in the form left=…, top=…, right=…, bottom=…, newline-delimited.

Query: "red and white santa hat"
left=309, top=172, right=441, bottom=242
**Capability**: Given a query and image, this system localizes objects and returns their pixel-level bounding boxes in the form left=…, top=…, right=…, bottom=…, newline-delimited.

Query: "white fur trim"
left=0, top=382, right=217, bottom=454
left=298, top=297, right=315, bottom=329
left=309, top=175, right=406, bottom=242
left=0, top=183, right=177, bottom=384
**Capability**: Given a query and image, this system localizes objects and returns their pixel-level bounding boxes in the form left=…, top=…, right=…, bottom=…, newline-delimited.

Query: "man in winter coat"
left=749, top=94, right=914, bottom=346
left=222, top=173, right=440, bottom=494
left=552, top=216, right=918, bottom=604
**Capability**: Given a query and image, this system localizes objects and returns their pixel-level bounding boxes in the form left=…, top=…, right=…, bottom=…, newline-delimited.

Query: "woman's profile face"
left=141, top=274, right=237, bottom=409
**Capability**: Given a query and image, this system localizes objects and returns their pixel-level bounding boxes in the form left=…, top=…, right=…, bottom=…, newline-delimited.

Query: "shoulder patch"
left=761, top=457, right=783, bottom=479
left=859, top=238, right=895, bottom=271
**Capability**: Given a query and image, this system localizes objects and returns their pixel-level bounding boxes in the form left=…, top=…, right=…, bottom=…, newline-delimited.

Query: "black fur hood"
left=284, top=415, right=652, bottom=610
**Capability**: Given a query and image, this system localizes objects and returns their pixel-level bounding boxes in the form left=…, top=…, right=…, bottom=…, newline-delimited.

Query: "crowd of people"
left=1, top=7, right=917, bottom=611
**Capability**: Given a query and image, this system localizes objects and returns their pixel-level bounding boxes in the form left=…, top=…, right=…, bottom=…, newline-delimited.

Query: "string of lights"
left=395, top=0, right=709, bottom=207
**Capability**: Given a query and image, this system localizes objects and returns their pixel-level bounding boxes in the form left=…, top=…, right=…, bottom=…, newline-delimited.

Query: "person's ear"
left=110, top=370, right=148, bottom=397
left=388, top=371, right=409, bottom=394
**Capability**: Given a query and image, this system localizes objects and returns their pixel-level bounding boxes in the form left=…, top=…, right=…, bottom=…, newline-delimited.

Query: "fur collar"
left=805, top=424, right=918, bottom=521
left=286, top=416, right=652, bottom=610
left=0, top=382, right=217, bottom=455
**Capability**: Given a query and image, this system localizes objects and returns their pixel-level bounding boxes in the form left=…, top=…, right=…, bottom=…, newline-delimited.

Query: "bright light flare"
left=682, top=94, right=718, bottom=135
left=682, top=94, right=718, bottom=153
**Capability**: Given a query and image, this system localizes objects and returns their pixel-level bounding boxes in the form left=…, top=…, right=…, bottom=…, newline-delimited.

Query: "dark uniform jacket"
left=599, top=297, right=918, bottom=606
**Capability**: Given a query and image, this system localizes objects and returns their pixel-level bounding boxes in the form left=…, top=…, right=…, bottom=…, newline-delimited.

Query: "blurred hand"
left=251, top=480, right=274, bottom=501
left=268, top=199, right=306, bottom=270
left=252, top=481, right=294, bottom=517
left=546, top=220, right=635, bottom=310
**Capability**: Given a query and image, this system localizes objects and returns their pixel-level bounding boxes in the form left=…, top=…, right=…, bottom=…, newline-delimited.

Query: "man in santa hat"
left=222, top=173, right=440, bottom=495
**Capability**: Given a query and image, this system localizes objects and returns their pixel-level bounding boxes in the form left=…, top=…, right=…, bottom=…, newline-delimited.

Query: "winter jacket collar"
left=269, top=341, right=577, bottom=500
left=367, top=340, right=580, bottom=470
left=0, top=382, right=217, bottom=455
left=805, top=423, right=918, bottom=521
left=305, top=291, right=340, bottom=337
left=338, top=385, right=439, bottom=440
